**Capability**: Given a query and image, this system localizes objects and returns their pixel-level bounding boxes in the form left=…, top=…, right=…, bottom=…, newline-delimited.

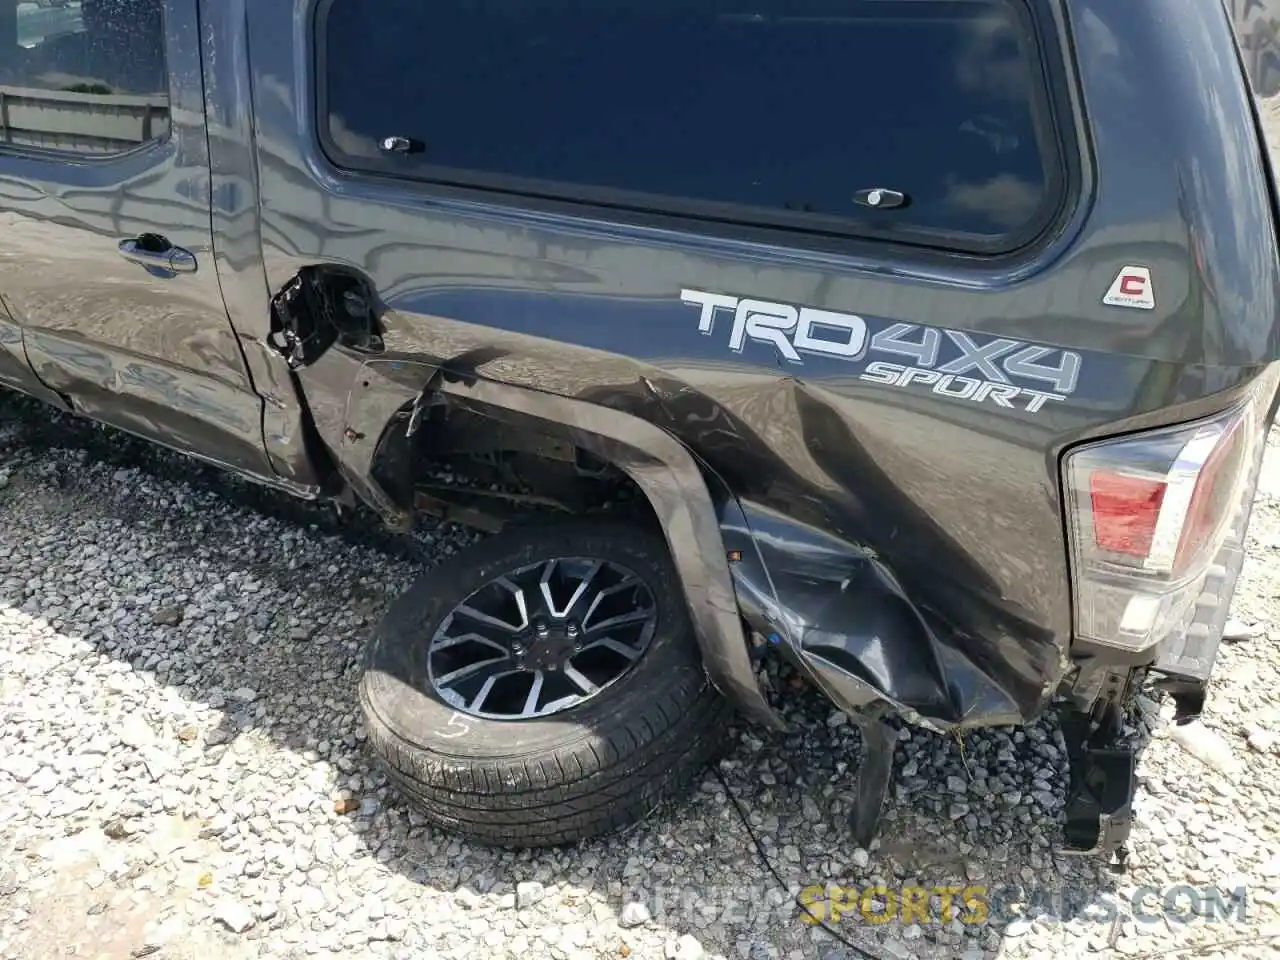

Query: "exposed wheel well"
left=369, top=395, right=655, bottom=533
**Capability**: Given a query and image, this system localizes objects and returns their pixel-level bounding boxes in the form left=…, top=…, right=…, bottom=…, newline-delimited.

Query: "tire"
left=359, top=518, right=735, bottom=847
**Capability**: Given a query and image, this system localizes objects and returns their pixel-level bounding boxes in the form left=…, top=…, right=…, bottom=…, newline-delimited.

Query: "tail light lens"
left=1063, top=374, right=1276, bottom=653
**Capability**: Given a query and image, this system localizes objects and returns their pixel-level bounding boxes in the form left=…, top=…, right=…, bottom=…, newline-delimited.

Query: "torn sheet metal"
left=719, top=497, right=1032, bottom=732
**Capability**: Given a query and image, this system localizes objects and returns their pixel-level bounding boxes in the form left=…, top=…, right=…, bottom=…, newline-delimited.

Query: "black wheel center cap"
left=525, top=627, right=577, bottom=669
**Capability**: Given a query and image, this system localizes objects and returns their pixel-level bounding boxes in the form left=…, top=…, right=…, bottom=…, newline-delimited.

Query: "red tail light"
left=1089, top=472, right=1166, bottom=558
left=1173, top=416, right=1247, bottom=574
left=1063, top=378, right=1273, bottom=653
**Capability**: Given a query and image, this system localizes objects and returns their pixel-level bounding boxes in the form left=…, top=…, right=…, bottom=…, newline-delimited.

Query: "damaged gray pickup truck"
left=2, top=0, right=1279, bottom=862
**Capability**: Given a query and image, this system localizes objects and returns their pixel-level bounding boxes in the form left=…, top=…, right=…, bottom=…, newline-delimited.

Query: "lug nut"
left=512, top=641, right=525, bottom=655
left=566, top=623, right=580, bottom=639
left=535, top=623, right=550, bottom=639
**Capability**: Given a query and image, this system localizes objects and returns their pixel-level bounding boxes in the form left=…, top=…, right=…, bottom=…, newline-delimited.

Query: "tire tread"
left=358, top=519, right=736, bottom=848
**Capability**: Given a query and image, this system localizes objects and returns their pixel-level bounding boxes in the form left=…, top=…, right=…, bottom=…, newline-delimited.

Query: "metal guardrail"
left=0, top=83, right=168, bottom=152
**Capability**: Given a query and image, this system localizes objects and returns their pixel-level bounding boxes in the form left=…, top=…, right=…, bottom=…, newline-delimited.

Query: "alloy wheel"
left=425, top=557, right=658, bottom=719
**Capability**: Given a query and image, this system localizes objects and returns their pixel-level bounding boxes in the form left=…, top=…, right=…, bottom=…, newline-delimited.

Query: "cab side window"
left=0, top=0, right=170, bottom=155
left=318, top=0, right=1070, bottom=255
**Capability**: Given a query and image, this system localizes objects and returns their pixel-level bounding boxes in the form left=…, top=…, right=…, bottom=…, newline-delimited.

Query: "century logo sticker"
left=1103, top=265, right=1156, bottom=310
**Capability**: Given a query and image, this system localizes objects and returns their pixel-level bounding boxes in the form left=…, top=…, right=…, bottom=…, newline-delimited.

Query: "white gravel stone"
left=1222, top=618, right=1263, bottom=641
left=1248, top=728, right=1277, bottom=753
left=213, top=900, right=255, bottom=934
left=2, top=755, right=40, bottom=782
left=1005, top=918, right=1033, bottom=937
left=1170, top=721, right=1242, bottom=776
left=619, top=901, right=651, bottom=928
left=516, top=881, right=545, bottom=908
left=138, top=916, right=184, bottom=954
left=454, top=886, right=483, bottom=910
left=666, top=934, right=706, bottom=960
left=118, top=716, right=155, bottom=749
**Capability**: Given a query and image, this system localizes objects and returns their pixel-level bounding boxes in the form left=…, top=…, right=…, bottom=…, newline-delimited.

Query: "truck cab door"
left=0, top=0, right=275, bottom=480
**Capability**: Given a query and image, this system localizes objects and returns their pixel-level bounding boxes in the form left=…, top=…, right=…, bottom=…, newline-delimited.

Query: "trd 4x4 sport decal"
left=680, top=289, right=1082, bottom=414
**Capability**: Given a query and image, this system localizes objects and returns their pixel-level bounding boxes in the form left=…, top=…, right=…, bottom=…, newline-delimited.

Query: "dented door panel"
left=0, top=0, right=274, bottom=479
left=0, top=294, right=64, bottom=406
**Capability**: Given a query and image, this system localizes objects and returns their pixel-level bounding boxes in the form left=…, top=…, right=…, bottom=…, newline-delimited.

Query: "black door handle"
left=118, top=234, right=198, bottom=275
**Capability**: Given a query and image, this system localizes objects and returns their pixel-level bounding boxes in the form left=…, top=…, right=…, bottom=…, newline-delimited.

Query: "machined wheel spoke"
left=431, top=631, right=508, bottom=656
left=469, top=671, right=510, bottom=713
left=495, top=577, right=531, bottom=630
left=540, top=559, right=602, bottom=618
left=562, top=664, right=600, bottom=696
left=563, top=560, right=603, bottom=618
left=535, top=559, right=560, bottom=617
left=581, top=579, right=641, bottom=627
left=455, top=602, right=522, bottom=634
left=541, top=693, right=582, bottom=714
left=583, top=608, right=654, bottom=634
left=521, top=670, right=545, bottom=717
left=576, top=636, right=643, bottom=661
left=434, top=654, right=508, bottom=689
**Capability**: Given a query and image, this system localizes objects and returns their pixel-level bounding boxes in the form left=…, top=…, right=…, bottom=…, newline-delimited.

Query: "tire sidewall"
left=362, top=522, right=709, bottom=762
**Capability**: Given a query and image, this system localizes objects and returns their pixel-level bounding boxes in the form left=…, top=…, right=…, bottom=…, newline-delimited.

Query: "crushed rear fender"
left=718, top=497, right=1044, bottom=732
left=639, top=373, right=1068, bottom=732
left=339, top=361, right=785, bottom=731
left=334, top=353, right=1033, bottom=734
